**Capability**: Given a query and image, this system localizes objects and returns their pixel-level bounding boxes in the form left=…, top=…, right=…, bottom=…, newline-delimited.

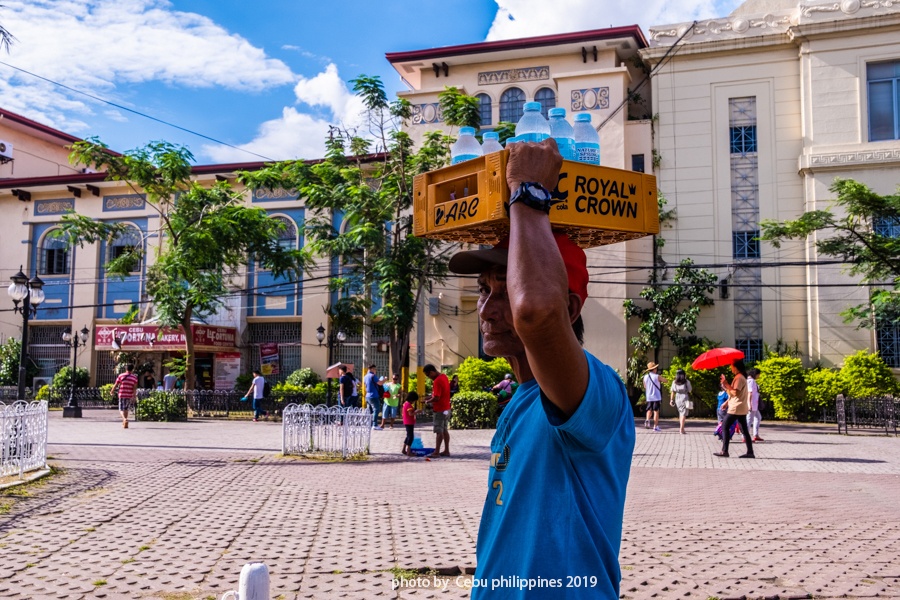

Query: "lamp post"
left=61, top=326, right=90, bottom=418
left=316, top=323, right=347, bottom=405
left=7, top=265, right=45, bottom=401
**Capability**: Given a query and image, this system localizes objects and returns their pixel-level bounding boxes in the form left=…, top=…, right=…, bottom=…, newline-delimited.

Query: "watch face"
left=526, top=183, right=550, bottom=200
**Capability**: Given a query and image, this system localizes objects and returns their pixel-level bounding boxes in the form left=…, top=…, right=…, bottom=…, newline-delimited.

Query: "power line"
left=0, top=60, right=274, bottom=162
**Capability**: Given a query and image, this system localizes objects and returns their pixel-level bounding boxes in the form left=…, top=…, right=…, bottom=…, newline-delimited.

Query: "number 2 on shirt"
left=492, top=480, right=503, bottom=505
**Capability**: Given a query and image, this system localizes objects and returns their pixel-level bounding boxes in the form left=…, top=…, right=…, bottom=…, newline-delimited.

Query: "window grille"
left=535, top=88, right=556, bottom=119
left=735, top=339, right=763, bottom=363
left=40, top=232, right=70, bottom=276
left=499, top=88, right=526, bottom=123
left=877, top=324, right=900, bottom=368
left=476, top=94, right=492, bottom=126
left=272, top=216, right=297, bottom=250
left=730, top=126, right=757, bottom=154
left=96, top=350, right=118, bottom=385
left=732, top=231, right=761, bottom=259
left=247, top=322, right=302, bottom=344
left=28, top=325, right=71, bottom=379
left=867, top=60, right=900, bottom=142
left=107, top=225, right=143, bottom=272
left=874, top=215, right=900, bottom=238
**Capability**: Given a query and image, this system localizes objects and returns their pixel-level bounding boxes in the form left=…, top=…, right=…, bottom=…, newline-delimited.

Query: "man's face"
left=477, top=266, right=525, bottom=358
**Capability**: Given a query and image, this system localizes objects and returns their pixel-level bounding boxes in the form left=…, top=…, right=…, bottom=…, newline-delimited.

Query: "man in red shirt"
left=112, top=364, right=139, bottom=429
left=424, top=364, right=451, bottom=458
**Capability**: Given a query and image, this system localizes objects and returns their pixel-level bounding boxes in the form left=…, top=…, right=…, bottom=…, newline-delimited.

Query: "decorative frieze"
left=253, top=188, right=299, bottom=202
left=477, top=66, right=549, bottom=86
left=809, top=148, right=900, bottom=168
left=571, top=87, right=610, bottom=112
left=34, top=199, right=74, bottom=215
left=411, top=103, right=443, bottom=125
left=102, top=194, right=146, bottom=212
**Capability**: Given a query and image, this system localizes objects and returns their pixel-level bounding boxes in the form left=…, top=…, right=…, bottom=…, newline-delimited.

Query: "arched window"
left=40, top=230, right=70, bottom=276
left=108, top=225, right=143, bottom=272
left=535, top=87, right=556, bottom=119
left=272, top=216, right=297, bottom=250
left=499, top=88, right=526, bottom=123
left=476, top=93, right=492, bottom=127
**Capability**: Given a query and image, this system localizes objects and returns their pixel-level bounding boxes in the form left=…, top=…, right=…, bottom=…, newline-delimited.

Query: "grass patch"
left=622, top=566, right=633, bottom=570
left=83, top=527, right=95, bottom=532
left=158, top=592, right=194, bottom=600
left=332, top=570, right=343, bottom=574
left=388, top=567, right=436, bottom=581
left=93, top=579, right=107, bottom=586
left=25, top=563, right=35, bottom=568
left=662, top=553, right=671, bottom=557
left=276, top=452, right=370, bottom=462
left=138, top=545, right=150, bottom=551
left=122, top=558, right=134, bottom=564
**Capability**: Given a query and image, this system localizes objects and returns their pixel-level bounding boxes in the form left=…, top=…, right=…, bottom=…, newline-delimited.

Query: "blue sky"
left=0, top=0, right=741, bottom=164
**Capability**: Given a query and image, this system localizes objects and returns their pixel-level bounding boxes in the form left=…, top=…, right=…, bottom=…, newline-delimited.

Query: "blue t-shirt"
left=364, top=372, right=379, bottom=399
left=472, top=350, right=635, bottom=599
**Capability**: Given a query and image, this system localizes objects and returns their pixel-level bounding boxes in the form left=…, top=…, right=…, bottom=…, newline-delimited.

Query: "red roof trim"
left=0, top=108, right=86, bottom=145
left=385, top=25, right=647, bottom=63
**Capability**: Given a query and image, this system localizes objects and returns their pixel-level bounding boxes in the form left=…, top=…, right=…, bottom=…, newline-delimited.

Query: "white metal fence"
left=1, top=400, right=49, bottom=479
left=282, top=404, right=372, bottom=458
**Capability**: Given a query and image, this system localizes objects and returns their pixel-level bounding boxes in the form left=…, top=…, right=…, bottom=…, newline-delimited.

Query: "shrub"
left=0, top=338, right=39, bottom=387
left=804, top=368, right=843, bottom=407
left=234, top=374, right=254, bottom=392
left=456, top=357, right=513, bottom=392
left=407, top=371, right=433, bottom=395
left=755, top=356, right=806, bottom=419
left=136, top=392, right=187, bottom=421
left=99, top=383, right=116, bottom=405
left=272, top=381, right=329, bottom=405
left=839, top=350, right=899, bottom=398
left=286, top=367, right=322, bottom=387
left=449, top=391, right=498, bottom=429
left=51, top=366, right=91, bottom=389
left=35, top=385, right=50, bottom=402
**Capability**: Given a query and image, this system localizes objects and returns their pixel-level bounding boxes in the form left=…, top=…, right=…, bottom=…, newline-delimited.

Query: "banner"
left=259, top=342, right=279, bottom=376
left=215, top=352, right=242, bottom=391
left=94, top=325, right=237, bottom=352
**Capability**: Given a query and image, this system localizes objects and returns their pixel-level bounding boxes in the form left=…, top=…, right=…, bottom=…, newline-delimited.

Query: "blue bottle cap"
left=460, top=126, right=476, bottom=135
left=483, top=132, right=499, bottom=140
left=548, top=108, right=566, bottom=117
left=523, top=102, right=542, bottom=111
left=574, top=113, right=592, bottom=122
left=506, top=136, right=519, bottom=144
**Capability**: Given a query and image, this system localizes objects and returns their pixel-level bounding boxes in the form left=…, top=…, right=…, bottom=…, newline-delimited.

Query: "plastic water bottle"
left=481, top=132, right=504, bottom=154
left=515, top=102, right=550, bottom=143
left=504, top=136, right=520, bottom=147
left=451, top=127, right=483, bottom=165
left=548, top=108, right=575, bottom=161
left=573, top=113, right=600, bottom=165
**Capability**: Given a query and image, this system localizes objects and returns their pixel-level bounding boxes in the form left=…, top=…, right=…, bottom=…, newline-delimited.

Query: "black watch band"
left=507, top=182, right=558, bottom=214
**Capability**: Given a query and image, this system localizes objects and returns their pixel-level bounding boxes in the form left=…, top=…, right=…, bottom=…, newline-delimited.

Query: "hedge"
left=839, top=350, right=900, bottom=398
left=755, top=356, right=806, bottom=419
left=450, top=391, right=498, bottom=429
left=136, top=391, right=188, bottom=422
left=457, top=357, right=513, bottom=392
left=286, top=367, right=322, bottom=388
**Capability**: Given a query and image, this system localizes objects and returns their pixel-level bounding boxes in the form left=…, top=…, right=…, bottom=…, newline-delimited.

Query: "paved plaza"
left=1, top=412, right=899, bottom=599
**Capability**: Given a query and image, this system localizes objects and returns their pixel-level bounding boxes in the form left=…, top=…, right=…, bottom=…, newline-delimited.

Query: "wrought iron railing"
left=837, top=394, right=897, bottom=435
left=0, top=400, right=48, bottom=479
left=282, top=404, right=372, bottom=458
left=45, top=387, right=118, bottom=409
left=134, top=389, right=314, bottom=421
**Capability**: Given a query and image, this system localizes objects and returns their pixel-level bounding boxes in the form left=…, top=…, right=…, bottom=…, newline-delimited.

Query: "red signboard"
left=94, top=325, right=237, bottom=352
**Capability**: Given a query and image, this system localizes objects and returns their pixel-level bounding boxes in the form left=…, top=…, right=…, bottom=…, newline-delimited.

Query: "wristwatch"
left=508, top=182, right=557, bottom=213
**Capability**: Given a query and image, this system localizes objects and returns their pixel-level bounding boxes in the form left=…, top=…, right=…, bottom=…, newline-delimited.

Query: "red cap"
left=448, top=233, right=589, bottom=305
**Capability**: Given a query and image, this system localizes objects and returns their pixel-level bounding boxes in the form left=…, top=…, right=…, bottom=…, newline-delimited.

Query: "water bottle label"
left=554, top=138, right=575, bottom=160
left=576, top=143, right=600, bottom=165
left=452, top=154, right=480, bottom=165
left=517, top=133, right=548, bottom=143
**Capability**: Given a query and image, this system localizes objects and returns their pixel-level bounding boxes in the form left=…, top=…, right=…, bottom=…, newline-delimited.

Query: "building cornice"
left=799, top=147, right=900, bottom=174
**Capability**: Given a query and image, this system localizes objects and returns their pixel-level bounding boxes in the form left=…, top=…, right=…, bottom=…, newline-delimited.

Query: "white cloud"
left=202, top=63, right=367, bottom=163
left=0, top=0, right=296, bottom=131
left=485, top=0, right=723, bottom=40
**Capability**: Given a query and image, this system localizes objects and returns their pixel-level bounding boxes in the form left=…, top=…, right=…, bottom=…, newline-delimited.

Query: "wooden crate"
left=413, top=150, right=659, bottom=248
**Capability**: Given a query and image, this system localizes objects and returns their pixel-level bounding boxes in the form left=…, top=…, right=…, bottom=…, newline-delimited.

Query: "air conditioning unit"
left=32, top=376, right=52, bottom=391
left=0, top=139, right=13, bottom=161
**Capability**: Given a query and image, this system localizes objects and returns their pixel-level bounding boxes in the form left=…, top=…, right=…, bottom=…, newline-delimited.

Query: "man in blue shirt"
left=448, top=139, right=635, bottom=599
left=363, top=364, right=382, bottom=430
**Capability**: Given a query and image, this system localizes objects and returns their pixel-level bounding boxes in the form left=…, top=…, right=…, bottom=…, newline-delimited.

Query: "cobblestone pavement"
left=0, top=411, right=897, bottom=599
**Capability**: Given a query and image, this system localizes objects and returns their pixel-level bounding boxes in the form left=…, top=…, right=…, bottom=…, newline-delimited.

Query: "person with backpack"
left=242, top=369, right=269, bottom=422
left=112, top=363, right=139, bottom=429
left=669, top=368, right=692, bottom=435
left=642, top=362, right=667, bottom=432
left=338, top=365, right=358, bottom=408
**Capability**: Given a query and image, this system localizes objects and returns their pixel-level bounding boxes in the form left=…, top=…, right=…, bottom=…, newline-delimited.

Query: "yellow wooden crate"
left=413, top=150, right=659, bottom=248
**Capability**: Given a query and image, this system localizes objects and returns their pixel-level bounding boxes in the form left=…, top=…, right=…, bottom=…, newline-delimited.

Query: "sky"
left=0, top=0, right=742, bottom=165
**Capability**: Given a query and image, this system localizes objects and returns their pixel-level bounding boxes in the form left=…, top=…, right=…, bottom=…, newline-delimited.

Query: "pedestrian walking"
left=163, top=370, right=177, bottom=391
left=364, top=364, right=382, bottom=429
left=338, top=365, right=358, bottom=408
left=642, top=362, right=667, bottom=431
left=446, top=139, right=635, bottom=599
left=714, top=359, right=755, bottom=458
left=402, top=391, right=420, bottom=457
left=381, top=374, right=401, bottom=429
left=112, top=364, right=139, bottom=429
left=669, top=368, right=692, bottom=435
left=424, top=364, right=451, bottom=457
left=748, top=367, right=764, bottom=442
left=241, top=369, right=269, bottom=422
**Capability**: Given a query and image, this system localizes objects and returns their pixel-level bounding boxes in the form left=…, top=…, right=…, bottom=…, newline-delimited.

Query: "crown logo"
left=628, top=184, right=636, bottom=195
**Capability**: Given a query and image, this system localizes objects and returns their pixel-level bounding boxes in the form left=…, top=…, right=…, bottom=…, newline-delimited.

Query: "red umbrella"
left=691, top=348, right=744, bottom=370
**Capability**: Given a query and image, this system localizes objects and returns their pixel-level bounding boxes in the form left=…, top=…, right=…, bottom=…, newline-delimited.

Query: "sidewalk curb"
left=0, top=467, right=51, bottom=490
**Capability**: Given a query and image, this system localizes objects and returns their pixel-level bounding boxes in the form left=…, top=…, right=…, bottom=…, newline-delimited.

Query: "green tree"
left=51, top=366, right=91, bottom=389
left=239, top=75, right=450, bottom=380
left=56, top=141, right=311, bottom=389
left=437, top=86, right=482, bottom=130
left=0, top=338, right=39, bottom=388
left=456, top=357, right=514, bottom=392
left=761, top=178, right=900, bottom=329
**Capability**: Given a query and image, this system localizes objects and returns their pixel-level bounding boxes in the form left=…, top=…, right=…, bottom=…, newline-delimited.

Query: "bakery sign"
left=94, top=325, right=237, bottom=352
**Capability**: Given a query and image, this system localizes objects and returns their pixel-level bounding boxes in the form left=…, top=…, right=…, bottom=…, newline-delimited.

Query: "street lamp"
left=61, top=326, right=90, bottom=418
left=7, top=265, right=45, bottom=400
left=316, top=323, right=347, bottom=405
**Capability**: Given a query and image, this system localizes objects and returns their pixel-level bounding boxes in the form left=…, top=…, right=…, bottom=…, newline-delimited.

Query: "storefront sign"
left=259, top=342, right=279, bottom=376
left=94, top=325, right=237, bottom=352
left=215, top=352, right=242, bottom=391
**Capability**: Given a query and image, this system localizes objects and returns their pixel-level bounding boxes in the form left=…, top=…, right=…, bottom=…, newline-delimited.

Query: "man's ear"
left=567, top=292, right=584, bottom=326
